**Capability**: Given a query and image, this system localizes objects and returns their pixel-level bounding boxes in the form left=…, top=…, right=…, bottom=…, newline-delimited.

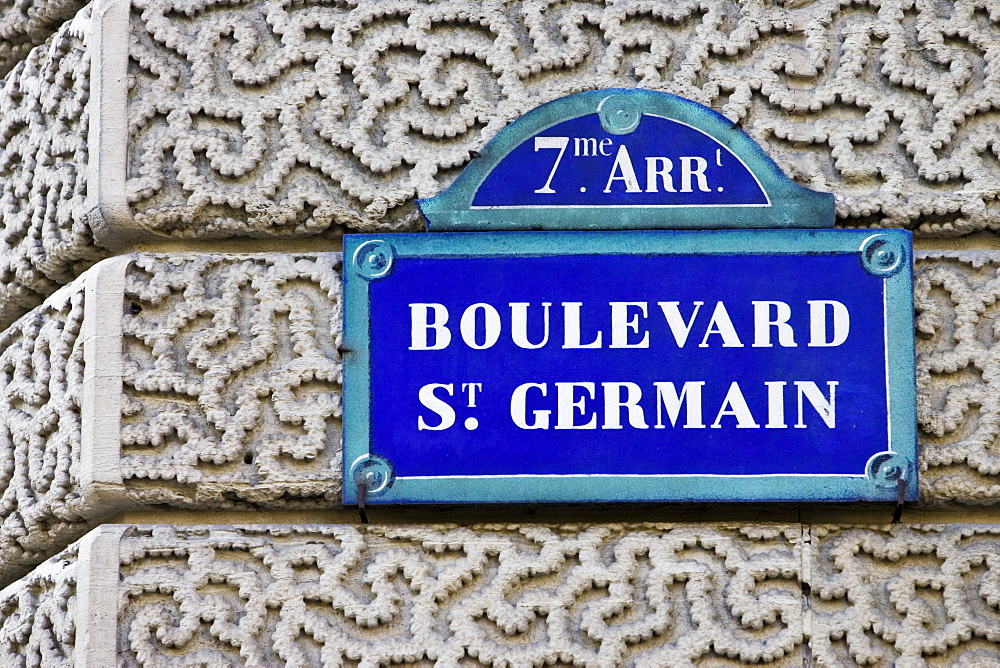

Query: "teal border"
left=418, top=89, right=835, bottom=231
left=343, top=229, right=916, bottom=505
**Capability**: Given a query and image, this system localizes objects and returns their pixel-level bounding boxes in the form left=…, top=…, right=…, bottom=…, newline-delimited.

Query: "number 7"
left=533, top=137, right=569, bottom=194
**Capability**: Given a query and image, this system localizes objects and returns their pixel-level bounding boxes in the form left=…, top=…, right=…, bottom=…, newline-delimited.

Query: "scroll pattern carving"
left=120, top=253, right=343, bottom=507
left=0, top=9, right=108, bottom=330
left=916, top=254, right=1000, bottom=503
left=125, top=0, right=1000, bottom=239
left=808, top=524, right=1000, bottom=666
left=113, top=523, right=1000, bottom=666
left=0, top=281, right=92, bottom=587
left=0, top=545, right=77, bottom=668
left=0, top=0, right=89, bottom=75
left=118, top=524, right=805, bottom=666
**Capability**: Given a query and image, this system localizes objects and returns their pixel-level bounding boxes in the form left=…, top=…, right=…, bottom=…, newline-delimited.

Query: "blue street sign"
left=342, top=230, right=917, bottom=505
left=418, top=89, right=834, bottom=231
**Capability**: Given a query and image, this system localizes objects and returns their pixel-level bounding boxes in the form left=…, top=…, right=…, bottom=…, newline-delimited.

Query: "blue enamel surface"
left=342, top=229, right=917, bottom=505
left=472, top=115, right=768, bottom=208
left=418, top=89, right=834, bottom=231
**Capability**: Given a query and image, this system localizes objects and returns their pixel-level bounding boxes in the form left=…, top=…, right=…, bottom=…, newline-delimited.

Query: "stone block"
left=6, top=522, right=1000, bottom=665
left=0, top=7, right=108, bottom=330
left=4, top=250, right=1000, bottom=587
left=5, top=0, right=1000, bottom=327
left=0, top=0, right=89, bottom=75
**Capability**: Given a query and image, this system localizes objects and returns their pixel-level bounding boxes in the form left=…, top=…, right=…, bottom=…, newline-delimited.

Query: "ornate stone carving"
left=916, top=253, right=1000, bottom=503
left=4, top=251, right=1000, bottom=591
left=111, top=0, right=1000, bottom=242
left=0, top=544, right=77, bottom=667
left=117, top=523, right=806, bottom=666
left=0, top=8, right=108, bottom=330
left=4, top=0, right=1000, bottom=328
left=9, top=523, right=1000, bottom=665
left=96, top=523, right=1000, bottom=665
left=121, top=253, right=343, bottom=507
left=808, top=524, right=1000, bottom=666
left=0, top=0, right=89, bottom=76
left=0, top=281, right=92, bottom=586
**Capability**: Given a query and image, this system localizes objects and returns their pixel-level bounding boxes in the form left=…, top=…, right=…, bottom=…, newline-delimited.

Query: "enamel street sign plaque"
left=418, top=89, right=834, bottom=231
left=342, top=229, right=917, bottom=505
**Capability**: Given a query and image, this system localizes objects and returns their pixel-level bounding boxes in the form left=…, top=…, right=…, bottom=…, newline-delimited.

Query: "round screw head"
left=598, top=94, right=642, bottom=135
left=860, top=235, right=905, bottom=277
left=349, top=454, right=396, bottom=496
left=352, top=240, right=395, bottom=280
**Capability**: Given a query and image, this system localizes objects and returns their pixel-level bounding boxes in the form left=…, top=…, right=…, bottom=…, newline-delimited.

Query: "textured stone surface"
left=917, top=252, right=1000, bottom=504
left=116, top=523, right=810, bottom=665
left=0, top=7, right=108, bottom=331
left=0, top=279, right=91, bottom=586
left=113, top=0, right=1000, bottom=242
left=0, top=543, right=77, bottom=667
left=0, top=0, right=89, bottom=76
left=9, top=523, right=1000, bottom=665
left=807, top=524, right=1000, bottom=666
left=6, top=251, right=1000, bottom=590
left=5, top=0, right=1000, bottom=328
left=121, top=253, right=343, bottom=508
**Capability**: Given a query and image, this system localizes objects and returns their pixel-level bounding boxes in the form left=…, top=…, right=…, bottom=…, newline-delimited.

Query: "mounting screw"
left=352, top=240, right=395, bottom=280
left=349, top=454, right=395, bottom=497
left=866, top=451, right=910, bottom=488
left=860, top=234, right=905, bottom=277
left=597, top=94, right=642, bottom=135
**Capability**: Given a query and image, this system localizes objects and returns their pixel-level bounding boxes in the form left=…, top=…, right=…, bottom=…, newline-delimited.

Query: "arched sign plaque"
left=418, top=89, right=834, bottom=230
left=343, top=90, right=914, bottom=507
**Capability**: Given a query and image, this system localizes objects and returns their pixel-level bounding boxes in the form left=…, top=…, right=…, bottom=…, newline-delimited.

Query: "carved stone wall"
left=121, top=253, right=343, bottom=508
left=807, top=524, right=1000, bottom=665
left=8, top=523, right=1000, bottom=666
left=3, top=251, right=1000, bottom=591
left=117, top=524, right=806, bottom=666
left=917, top=253, right=1000, bottom=504
left=4, top=0, right=1000, bottom=328
left=0, top=0, right=88, bottom=76
left=4, top=0, right=1000, bottom=663
left=117, top=0, right=1000, bottom=241
left=0, top=280, right=92, bottom=586
left=0, top=8, right=107, bottom=331
left=0, top=543, right=77, bottom=667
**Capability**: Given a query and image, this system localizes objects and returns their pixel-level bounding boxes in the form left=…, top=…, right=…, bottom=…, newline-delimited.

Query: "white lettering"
left=604, top=145, right=642, bottom=193
left=555, top=382, right=597, bottom=429
left=645, top=157, right=676, bottom=193
left=654, top=381, right=706, bottom=428
left=417, top=384, right=455, bottom=430
left=658, top=301, right=703, bottom=347
left=680, top=156, right=711, bottom=192
left=562, top=302, right=603, bottom=349
left=602, top=382, right=649, bottom=429
left=409, top=304, right=451, bottom=350
left=752, top=301, right=797, bottom=348
left=698, top=302, right=744, bottom=348
left=510, top=302, right=550, bottom=349
left=533, top=136, right=569, bottom=193
left=764, top=381, right=787, bottom=428
left=510, top=383, right=550, bottom=429
left=609, top=302, right=649, bottom=348
left=574, top=137, right=598, bottom=157
left=711, top=382, right=760, bottom=428
left=808, top=301, right=850, bottom=347
left=795, top=381, right=837, bottom=428
left=459, top=303, right=501, bottom=349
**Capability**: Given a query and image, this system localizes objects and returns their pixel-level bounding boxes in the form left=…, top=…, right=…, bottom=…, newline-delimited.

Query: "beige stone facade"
left=4, top=0, right=1000, bottom=664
